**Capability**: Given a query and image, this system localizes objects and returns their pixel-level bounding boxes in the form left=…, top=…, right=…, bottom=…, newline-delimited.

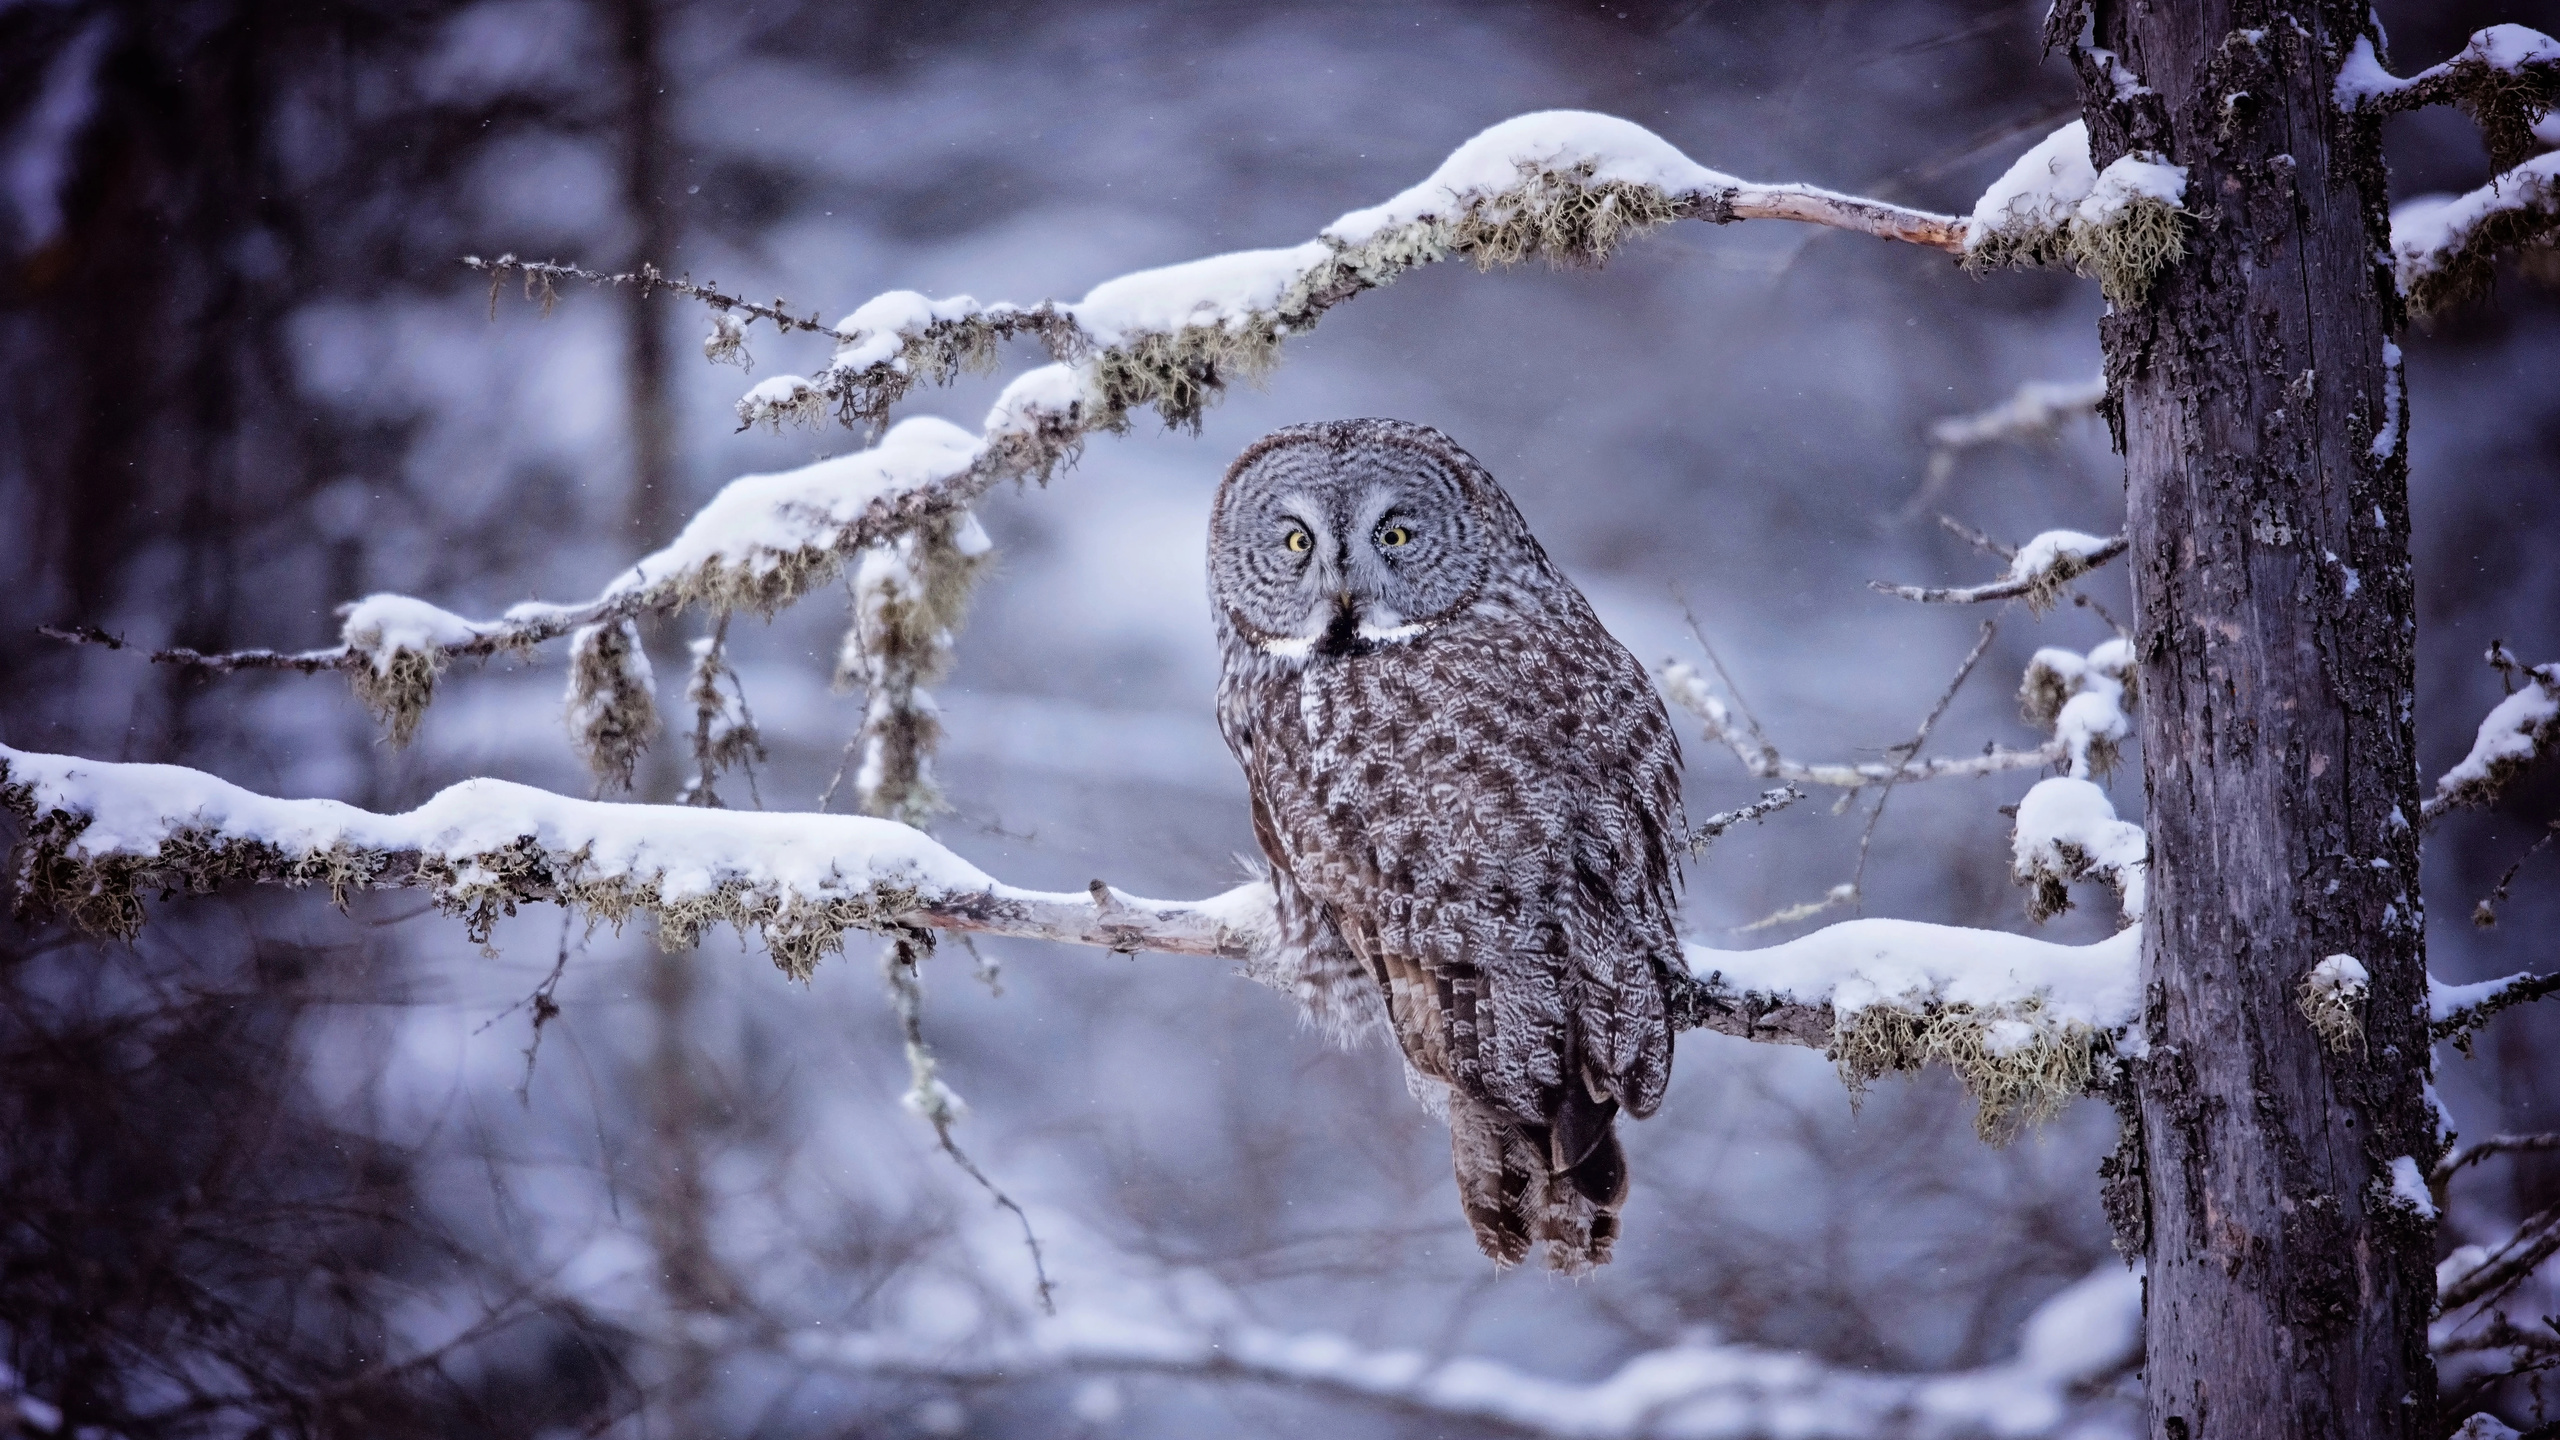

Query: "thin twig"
left=1936, top=514, right=2015, bottom=560
left=1690, top=786, right=1803, bottom=855
left=884, top=936, right=1055, bottom=1315
left=1851, top=618, right=2001, bottom=905
left=2475, top=823, right=2560, bottom=927
left=465, top=255, right=844, bottom=338
left=1673, top=591, right=1773, bottom=754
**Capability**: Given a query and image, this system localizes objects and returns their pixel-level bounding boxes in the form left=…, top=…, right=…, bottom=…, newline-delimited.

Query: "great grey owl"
left=1208, top=418, right=1684, bottom=1273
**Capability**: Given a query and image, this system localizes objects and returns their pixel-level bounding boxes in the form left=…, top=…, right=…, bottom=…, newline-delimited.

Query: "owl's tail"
left=1448, top=1085, right=1627, bottom=1274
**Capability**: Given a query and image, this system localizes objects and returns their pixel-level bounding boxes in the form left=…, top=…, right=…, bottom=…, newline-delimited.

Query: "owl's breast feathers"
left=1219, top=593, right=1684, bottom=1128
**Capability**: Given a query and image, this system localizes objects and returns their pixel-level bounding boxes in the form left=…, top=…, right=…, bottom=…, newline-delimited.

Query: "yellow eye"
left=1284, top=528, right=1311, bottom=553
left=1377, top=525, right=1412, bottom=547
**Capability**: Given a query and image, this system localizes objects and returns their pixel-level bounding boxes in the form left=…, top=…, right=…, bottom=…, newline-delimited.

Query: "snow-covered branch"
left=0, top=742, right=1253, bottom=982
left=2339, top=26, right=2560, bottom=166
left=54, top=112, right=1988, bottom=759
left=1926, top=379, right=2107, bottom=453
left=2393, top=153, right=2560, bottom=317
left=2, top=741, right=2165, bottom=1123
left=1871, top=530, right=2126, bottom=610
left=2423, top=660, right=2560, bottom=823
left=2432, top=970, right=2560, bottom=1049
left=2439, top=1200, right=2560, bottom=1316
left=1960, top=121, right=2188, bottom=306
left=719, top=113, right=1963, bottom=436
left=764, top=1266, right=2143, bottom=1440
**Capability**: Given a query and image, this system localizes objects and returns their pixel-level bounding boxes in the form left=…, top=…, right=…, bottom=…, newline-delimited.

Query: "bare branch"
left=1852, top=619, right=2001, bottom=902
left=2432, top=1133, right=2560, bottom=1189
left=2423, top=660, right=2560, bottom=823
left=1721, top=181, right=1964, bottom=251
left=2473, top=822, right=2558, bottom=927
left=1898, top=378, right=2106, bottom=522
left=752, top=1266, right=2142, bottom=1440
left=1871, top=531, right=2127, bottom=609
left=1664, top=662, right=2065, bottom=788
left=1936, top=514, right=2017, bottom=560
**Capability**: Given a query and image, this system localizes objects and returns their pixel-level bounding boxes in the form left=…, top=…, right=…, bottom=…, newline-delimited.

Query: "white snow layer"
left=792, top=1264, right=2141, bottom=1440
left=828, top=289, right=996, bottom=371
left=2432, top=663, right=2560, bottom=802
left=2007, top=530, right=2114, bottom=585
left=2076, top=152, right=2187, bottom=227
left=339, top=593, right=489, bottom=666
left=2013, top=776, right=2149, bottom=918
left=2387, top=1155, right=2439, bottom=1221
left=601, top=416, right=983, bottom=603
left=1690, top=920, right=2144, bottom=1037
left=1323, top=109, right=1739, bottom=247
left=2308, top=954, right=2370, bottom=998
left=1070, top=241, right=1334, bottom=347
left=984, top=363, right=1090, bottom=436
left=1966, top=121, right=2097, bottom=250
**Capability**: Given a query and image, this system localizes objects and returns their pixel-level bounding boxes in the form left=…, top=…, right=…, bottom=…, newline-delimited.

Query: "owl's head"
left=1208, top=419, right=1527, bottom=659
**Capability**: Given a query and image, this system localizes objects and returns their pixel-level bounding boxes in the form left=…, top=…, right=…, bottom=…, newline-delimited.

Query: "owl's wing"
left=1557, top=605, right=1686, bottom=1119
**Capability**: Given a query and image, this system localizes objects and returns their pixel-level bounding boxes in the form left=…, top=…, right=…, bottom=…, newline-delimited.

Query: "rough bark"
left=2072, top=3, right=2438, bottom=1437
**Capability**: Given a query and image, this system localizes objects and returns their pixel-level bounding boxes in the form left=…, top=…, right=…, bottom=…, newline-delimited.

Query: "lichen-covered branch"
left=830, top=513, right=992, bottom=823
left=45, top=416, right=1039, bottom=751
left=2423, top=659, right=2559, bottom=823
left=1870, top=530, right=2126, bottom=609
left=707, top=113, right=1966, bottom=438
left=2393, top=153, right=2560, bottom=318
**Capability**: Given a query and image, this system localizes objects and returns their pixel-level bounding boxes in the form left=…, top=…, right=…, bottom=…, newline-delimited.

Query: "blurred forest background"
left=3, top=0, right=2555, bottom=1434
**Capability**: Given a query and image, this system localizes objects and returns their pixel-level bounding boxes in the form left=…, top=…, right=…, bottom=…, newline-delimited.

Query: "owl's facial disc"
left=1211, top=425, right=1497, bottom=659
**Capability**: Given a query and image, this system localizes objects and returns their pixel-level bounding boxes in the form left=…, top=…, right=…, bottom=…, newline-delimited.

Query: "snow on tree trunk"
left=2069, top=4, right=2437, bottom=1436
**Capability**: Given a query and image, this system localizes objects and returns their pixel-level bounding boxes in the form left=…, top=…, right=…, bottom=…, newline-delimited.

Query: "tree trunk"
left=2071, top=2, right=2439, bottom=1436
